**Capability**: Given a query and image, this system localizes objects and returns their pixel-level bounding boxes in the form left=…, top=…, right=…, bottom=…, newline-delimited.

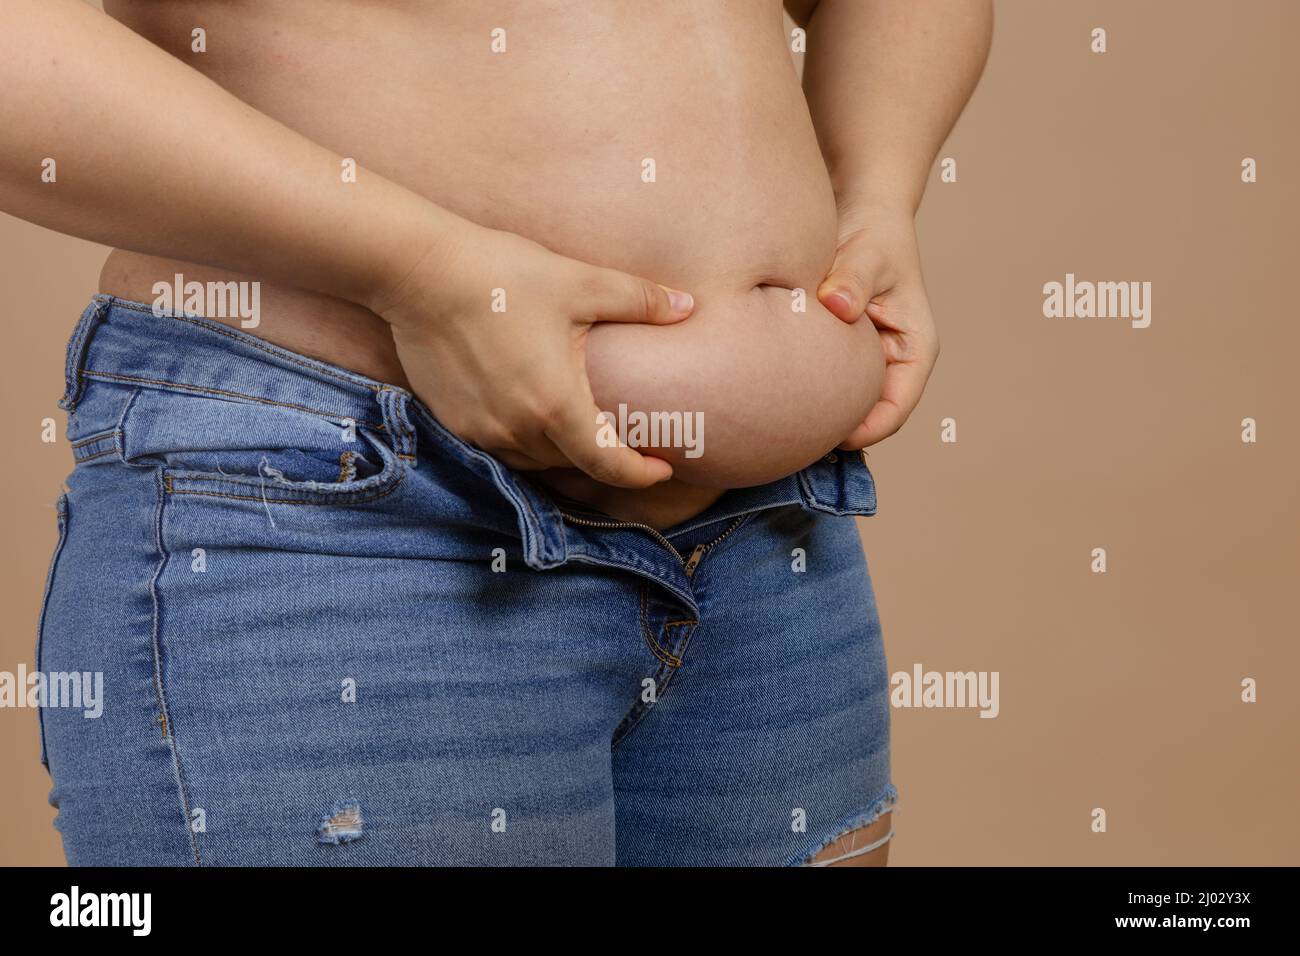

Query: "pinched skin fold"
left=586, top=282, right=883, bottom=488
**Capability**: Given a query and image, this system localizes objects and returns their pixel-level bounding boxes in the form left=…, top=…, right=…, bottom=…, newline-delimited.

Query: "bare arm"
left=0, top=0, right=694, bottom=488
left=788, top=0, right=992, bottom=447
left=0, top=0, right=457, bottom=309
left=795, top=0, right=993, bottom=220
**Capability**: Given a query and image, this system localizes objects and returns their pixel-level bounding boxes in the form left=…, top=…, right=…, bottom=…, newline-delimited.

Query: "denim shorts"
left=36, top=295, right=896, bottom=866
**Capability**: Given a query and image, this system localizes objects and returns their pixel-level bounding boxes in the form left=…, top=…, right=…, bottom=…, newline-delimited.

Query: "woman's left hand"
left=816, top=209, right=940, bottom=449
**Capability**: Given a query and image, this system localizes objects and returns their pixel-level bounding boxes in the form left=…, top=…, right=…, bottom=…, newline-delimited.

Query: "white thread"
left=806, top=828, right=895, bottom=867
left=257, top=456, right=285, bottom=529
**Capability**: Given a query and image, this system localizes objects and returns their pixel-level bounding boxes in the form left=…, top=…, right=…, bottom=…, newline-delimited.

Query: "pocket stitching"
left=116, top=385, right=404, bottom=505
left=161, top=426, right=404, bottom=503
left=164, top=471, right=406, bottom=506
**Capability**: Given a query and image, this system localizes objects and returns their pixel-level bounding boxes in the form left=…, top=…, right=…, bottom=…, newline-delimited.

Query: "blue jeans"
left=37, top=295, right=895, bottom=866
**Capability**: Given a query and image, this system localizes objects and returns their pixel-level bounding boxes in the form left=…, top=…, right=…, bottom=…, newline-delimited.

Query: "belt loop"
left=795, top=453, right=878, bottom=517
left=59, top=296, right=111, bottom=412
left=376, top=386, right=418, bottom=460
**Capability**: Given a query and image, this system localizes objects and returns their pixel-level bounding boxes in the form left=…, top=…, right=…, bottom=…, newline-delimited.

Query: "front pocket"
left=119, top=388, right=405, bottom=505
left=35, top=493, right=70, bottom=769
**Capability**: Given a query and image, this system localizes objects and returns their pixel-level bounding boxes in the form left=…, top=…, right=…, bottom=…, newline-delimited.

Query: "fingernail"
left=825, top=290, right=853, bottom=312
left=666, top=289, right=694, bottom=313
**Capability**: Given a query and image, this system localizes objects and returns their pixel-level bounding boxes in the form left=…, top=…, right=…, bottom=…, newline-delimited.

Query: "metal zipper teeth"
left=558, top=512, right=684, bottom=561
left=682, top=515, right=748, bottom=576
left=698, top=515, right=748, bottom=553
left=558, top=511, right=748, bottom=576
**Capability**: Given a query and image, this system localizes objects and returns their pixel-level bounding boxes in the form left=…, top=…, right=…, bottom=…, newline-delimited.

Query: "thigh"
left=148, top=535, right=631, bottom=866
left=611, top=506, right=896, bottom=866
left=39, top=381, right=639, bottom=865
left=38, top=459, right=199, bottom=865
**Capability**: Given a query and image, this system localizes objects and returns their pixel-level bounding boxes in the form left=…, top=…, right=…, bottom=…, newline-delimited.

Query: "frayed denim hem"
left=782, top=784, right=899, bottom=867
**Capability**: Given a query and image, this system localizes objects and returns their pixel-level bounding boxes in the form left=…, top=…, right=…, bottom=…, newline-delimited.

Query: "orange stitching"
left=146, top=453, right=203, bottom=866
left=660, top=622, right=697, bottom=663
left=337, top=450, right=357, bottom=483
left=70, top=430, right=119, bottom=448
left=610, top=659, right=673, bottom=748
left=639, top=585, right=682, bottom=668
left=379, top=386, right=416, bottom=446
left=614, top=608, right=699, bottom=748
left=653, top=629, right=698, bottom=701
left=80, top=369, right=386, bottom=430
left=75, top=447, right=118, bottom=463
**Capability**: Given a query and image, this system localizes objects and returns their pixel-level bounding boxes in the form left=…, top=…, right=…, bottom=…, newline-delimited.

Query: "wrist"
left=834, top=194, right=921, bottom=259
left=832, top=178, right=922, bottom=229
left=364, top=208, right=482, bottom=327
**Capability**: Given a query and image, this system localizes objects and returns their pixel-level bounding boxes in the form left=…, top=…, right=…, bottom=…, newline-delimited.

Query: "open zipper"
left=559, top=511, right=748, bottom=578
left=682, top=514, right=748, bottom=576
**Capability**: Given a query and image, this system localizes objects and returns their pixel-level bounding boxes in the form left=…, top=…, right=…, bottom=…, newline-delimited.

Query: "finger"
left=838, top=359, right=928, bottom=449
left=837, top=401, right=906, bottom=449
left=512, top=435, right=582, bottom=470
left=492, top=449, right=553, bottom=472
left=546, top=400, right=673, bottom=488
left=863, top=299, right=913, bottom=338
left=467, top=421, right=571, bottom=471
left=854, top=396, right=909, bottom=448
left=589, top=271, right=694, bottom=325
left=490, top=426, right=589, bottom=471
left=836, top=419, right=874, bottom=451
left=817, top=240, right=882, bottom=324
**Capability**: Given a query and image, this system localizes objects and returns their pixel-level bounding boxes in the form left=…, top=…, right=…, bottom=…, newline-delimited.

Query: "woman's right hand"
left=372, top=225, right=695, bottom=488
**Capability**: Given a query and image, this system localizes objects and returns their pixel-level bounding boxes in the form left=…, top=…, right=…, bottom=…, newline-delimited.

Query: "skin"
left=808, top=812, right=893, bottom=867
left=96, top=0, right=888, bottom=521
left=0, top=0, right=991, bottom=862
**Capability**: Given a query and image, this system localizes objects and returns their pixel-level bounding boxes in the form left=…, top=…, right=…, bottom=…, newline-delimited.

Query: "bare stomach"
left=98, top=0, right=885, bottom=527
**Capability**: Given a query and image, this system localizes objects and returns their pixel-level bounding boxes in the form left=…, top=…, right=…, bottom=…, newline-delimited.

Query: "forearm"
left=0, top=0, right=465, bottom=312
left=800, top=0, right=993, bottom=218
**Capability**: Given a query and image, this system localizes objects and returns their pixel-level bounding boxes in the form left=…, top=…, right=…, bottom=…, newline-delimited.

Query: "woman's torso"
left=99, top=0, right=883, bottom=526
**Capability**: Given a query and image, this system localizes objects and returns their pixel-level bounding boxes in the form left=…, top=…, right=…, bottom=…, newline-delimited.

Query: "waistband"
left=62, top=296, right=400, bottom=436
left=61, top=296, right=878, bottom=578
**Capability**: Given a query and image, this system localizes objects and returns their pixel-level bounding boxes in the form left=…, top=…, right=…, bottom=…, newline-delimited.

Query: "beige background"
left=2, top=0, right=1297, bottom=865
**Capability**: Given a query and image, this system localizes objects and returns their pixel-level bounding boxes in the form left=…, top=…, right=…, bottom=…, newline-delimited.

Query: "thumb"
left=817, top=240, right=879, bottom=324
left=593, top=271, right=695, bottom=325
